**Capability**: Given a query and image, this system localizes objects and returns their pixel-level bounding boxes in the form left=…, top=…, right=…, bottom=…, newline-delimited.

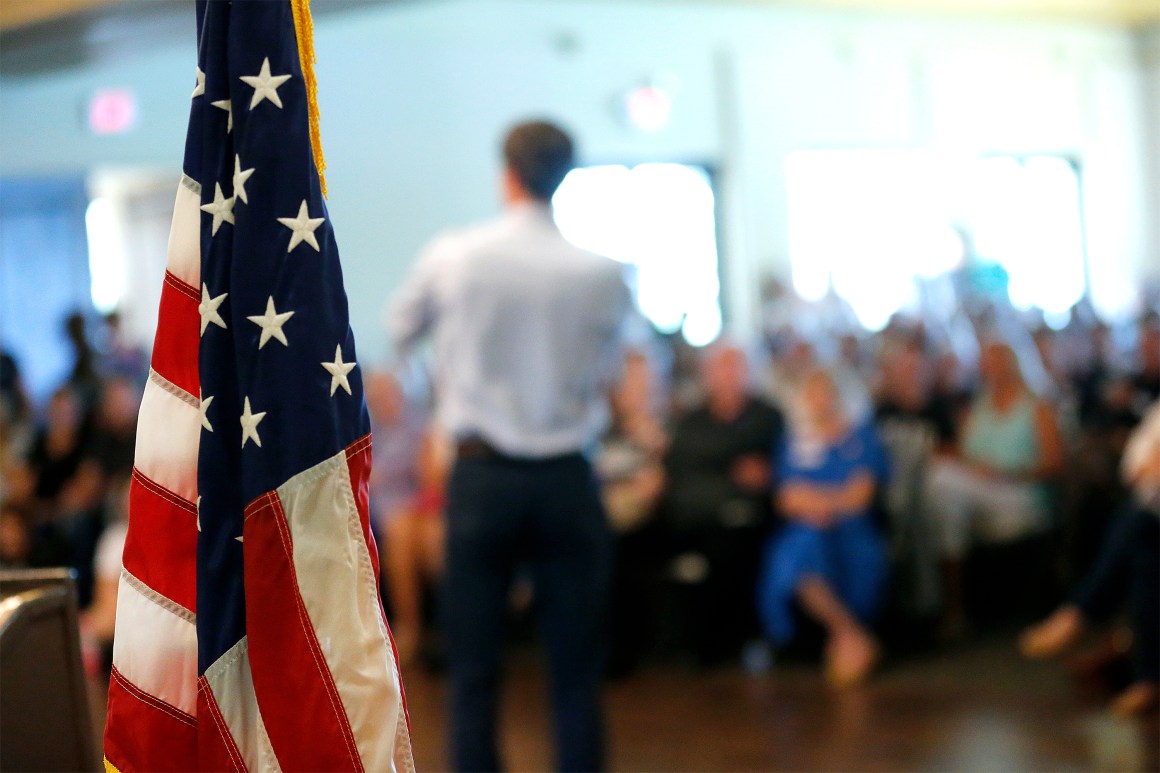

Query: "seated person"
left=596, top=351, right=668, bottom=674
left=1020, top=400, right=1159, bottom=716
left=366, top=370, right=445, bottom=666
left=82, top=473, right=131, bottom=677
left=661, top=342, right=782, bottom=664
left=759, top=368, right=890, bottom=687
left=1129, top=313, right=1159, bottom=409
left=874, top=340, right=957, bottom=620
left=597, top=351, right=667, bottom=535
left=27, top=387, right=89, bottom=509
left=926, top=341, right=1064, bottom=634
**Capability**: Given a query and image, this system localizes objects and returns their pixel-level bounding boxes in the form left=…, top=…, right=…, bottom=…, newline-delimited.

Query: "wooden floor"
left=402, top=637, right=1160, bottom=772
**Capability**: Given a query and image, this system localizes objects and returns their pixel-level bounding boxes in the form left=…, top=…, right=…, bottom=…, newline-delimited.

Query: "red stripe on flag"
left=243, top=491, right=365, bottom=772
left=124, top=469, right=197, bottom=613
left=104, top=666, right=197, bottom=772
left=345, top=434, right=411, bottom=732
left=150, top=271, right=201, bottom=397
left=196, top=677, right=246, bottom=772
left=344, top=434, right=381, bottom=587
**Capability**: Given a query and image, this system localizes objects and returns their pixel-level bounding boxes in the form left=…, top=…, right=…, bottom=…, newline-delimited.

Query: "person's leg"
left=832, top=516, right=890, bottom=628
left=1112, top=510, right=1160, bottom=715
left=385, top=509, right=422, bottom=664
left=417, top=511, right=446, bottom=580
left=796, top=576, right=879, bottom=687
left=530, top=457, right=612, bottom=773
left=797, top=576, right=865, bottom=633
left=757, top=524, right=824, bottom=647
left=761, top=522, right=878, bottom=685
left=1020, top=503, right=1141, bottom=659
left=444, top=458, right=523, bottom=773
left=700, top=522, right=767, bottom=665
left=926, top=461, right=978, bottom=636
left=1071, top=502, right=1138, bottom=621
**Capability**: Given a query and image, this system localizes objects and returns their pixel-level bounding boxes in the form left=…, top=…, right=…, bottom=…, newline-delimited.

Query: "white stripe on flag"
left=135, top=372, right=200, bottom=503
left=112, top=570, right=199, bottom=716
left=275, top=449, right=403, bottom=773
left=204, top=637, right=282, bottom=773
left=167, top=176, right=202, bottom=285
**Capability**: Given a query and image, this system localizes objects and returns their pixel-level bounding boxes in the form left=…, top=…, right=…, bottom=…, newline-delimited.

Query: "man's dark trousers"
left=444, top=450, right=612, bottom=773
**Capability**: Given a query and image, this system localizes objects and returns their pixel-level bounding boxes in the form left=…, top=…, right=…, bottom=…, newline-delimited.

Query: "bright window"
left=553, top=163, right=723, bottom=346
left=85, top=197, right=127, bottom=314
left=785, top=151, right=1088, bottom=330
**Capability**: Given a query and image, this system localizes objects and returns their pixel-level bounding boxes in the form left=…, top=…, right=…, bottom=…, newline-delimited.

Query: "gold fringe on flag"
left=290, top=0, right=328, bottom=198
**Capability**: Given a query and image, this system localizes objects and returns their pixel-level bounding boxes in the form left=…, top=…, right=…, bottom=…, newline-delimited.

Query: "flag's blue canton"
left=192, top=0, right=370, bottom=674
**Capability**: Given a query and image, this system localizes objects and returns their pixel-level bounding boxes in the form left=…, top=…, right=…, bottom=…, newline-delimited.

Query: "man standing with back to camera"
left=391, top=120, right=633, bottom=772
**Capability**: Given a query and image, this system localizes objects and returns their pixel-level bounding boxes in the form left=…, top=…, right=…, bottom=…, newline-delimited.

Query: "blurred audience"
left=1, top=349, right=35, bottom=465
left=758, top=369, right=890, bottom=686
left=1, top=273, right=1157, bottom=709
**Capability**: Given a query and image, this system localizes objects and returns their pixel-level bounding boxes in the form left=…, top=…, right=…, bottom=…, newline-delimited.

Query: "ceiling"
left=0, top=0, right=399, bottom=77
left=797, top=0, right=1160, bottom=26
left=0, top=0, right=118, bottom=31
left=0, top=0, right=1156, bottom=77
left=3, top=0, right=1160, bottom=32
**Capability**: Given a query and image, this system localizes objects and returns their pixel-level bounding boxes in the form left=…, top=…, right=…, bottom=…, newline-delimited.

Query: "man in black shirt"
left=662, top=343, right=782, bottom=664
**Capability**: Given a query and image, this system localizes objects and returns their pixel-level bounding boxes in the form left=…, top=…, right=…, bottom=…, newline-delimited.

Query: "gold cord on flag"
left=290, top=0, right=327, bottom=198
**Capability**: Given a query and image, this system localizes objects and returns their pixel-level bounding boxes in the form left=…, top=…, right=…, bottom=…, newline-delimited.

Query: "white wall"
left=1136, top=21, right=1160, bottom=287
left=1, top=0, right=1155, bottom=361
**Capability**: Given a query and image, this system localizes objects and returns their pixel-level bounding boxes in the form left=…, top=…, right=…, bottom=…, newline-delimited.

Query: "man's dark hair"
left=502, top=120, right=575, bottom=201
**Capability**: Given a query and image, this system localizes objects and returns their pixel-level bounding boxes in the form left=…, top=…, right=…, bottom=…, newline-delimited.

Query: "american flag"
left=103, top=1, right=413, bottom=770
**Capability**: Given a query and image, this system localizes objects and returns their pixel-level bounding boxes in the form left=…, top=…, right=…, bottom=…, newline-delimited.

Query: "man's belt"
left=455, top=436, right=586, bottom=464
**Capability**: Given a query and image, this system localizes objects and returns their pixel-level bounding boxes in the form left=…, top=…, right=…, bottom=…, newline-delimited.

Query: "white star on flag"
left=233, top=155, right=255, bottom=204
left=239, top=397, right=266, bottom=449
left=199, top=284, right=228, bottom=335
left=277, top=200, right=325, bottom=252
left=200, top=394, right=215, bottom=432
left=212, top=98, right=233, bottom=132
left=200, top=183, right=236, bottom=235
left=247, top=296, right=295, bottom=349
left=192, top=66, right=205, bottom=98
left=321, top=344, right=356, bottom=397
left=240, top=57, right=291, bottom=109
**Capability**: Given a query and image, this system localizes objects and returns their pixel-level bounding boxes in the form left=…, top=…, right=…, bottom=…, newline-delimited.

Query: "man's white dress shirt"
left=391, top=202, right=632, bottom=458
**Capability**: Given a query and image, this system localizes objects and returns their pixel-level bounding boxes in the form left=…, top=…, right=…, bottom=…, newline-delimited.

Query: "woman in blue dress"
left=759, top=368, right=890, bottom=686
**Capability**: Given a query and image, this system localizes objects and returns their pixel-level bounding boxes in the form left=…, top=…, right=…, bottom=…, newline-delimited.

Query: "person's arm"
left=1030, top=399, right=1065, bottom=481
left=779, top=469, right=875, bottom=519
left=731, top=454, right=771, bottom=493
left=85, top=574, right=120, bottom=642
left=595, top=270, right=640, bottom=393
left=388, top=238, right=448, bottom=356
left=778, top=481, right=836, bottom=526
left=835, top=470, right=876, bottom=512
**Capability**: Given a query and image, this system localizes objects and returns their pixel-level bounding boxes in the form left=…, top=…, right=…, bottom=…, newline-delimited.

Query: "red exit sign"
left=88, top=88, right=138, bottom=135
